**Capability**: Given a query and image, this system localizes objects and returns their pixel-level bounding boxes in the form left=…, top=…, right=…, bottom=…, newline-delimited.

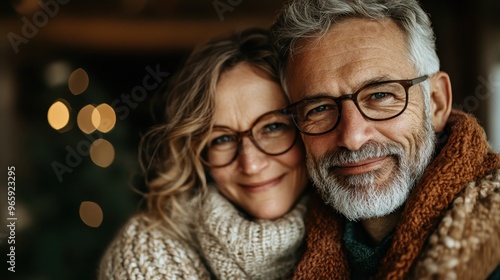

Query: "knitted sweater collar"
left=196, top=187, right=308, bottom=280
left=294, top=110, right=500, bottom=280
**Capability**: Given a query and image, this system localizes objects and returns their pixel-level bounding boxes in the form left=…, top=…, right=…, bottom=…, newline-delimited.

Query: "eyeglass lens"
left=294, top=80, right=411, bottom=135
left=205, top=112, right=296, bottom=167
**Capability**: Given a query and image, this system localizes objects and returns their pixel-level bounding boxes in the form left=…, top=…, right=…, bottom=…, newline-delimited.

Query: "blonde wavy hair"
left=139, top=28, right=280, bottom=240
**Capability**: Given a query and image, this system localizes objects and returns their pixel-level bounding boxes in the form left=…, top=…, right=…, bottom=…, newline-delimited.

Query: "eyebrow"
left=303, top=74, right=395, bottom=99
left=358, top=74, right=394, bottom=88
left=212, top=108, right=285, bottom=131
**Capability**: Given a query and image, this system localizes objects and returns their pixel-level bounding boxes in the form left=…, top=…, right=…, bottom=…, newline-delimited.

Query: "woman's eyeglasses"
left=203, top=110, right=297, bottom=167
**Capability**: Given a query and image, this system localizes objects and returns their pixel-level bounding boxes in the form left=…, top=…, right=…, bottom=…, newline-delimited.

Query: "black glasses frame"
left=202, top=109, right=298, bottom=168
left=284, top=75, right=429, bottom=136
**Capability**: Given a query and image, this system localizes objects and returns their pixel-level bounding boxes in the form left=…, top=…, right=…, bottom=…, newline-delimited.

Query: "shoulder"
left=98, top=213, right=210, bottom=280
left=412, top=169, right=500, bottom=279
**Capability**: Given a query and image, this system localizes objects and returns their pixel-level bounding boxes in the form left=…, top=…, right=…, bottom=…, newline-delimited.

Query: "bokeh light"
left=93, top=104, right=116, bottom=133
left=79, top=201, right=103, bottom=228
left=44, top=61, right=72, bottom=88
left=47, top=100, right=70, bottom=131
left=90, top=139, right=115, bottom=168
left=68, top=68, right=89, bottom=95
left=91, top=107, right=102, bottom=129
left=77, top=105, right=98, bottom=134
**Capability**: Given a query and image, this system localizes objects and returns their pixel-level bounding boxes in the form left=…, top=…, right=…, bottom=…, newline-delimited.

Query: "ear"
left=429, top=71, right=452, bottom=132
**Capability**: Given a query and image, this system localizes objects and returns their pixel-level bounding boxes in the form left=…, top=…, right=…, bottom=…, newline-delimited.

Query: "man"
left=271, top=0, right=500, bottom=279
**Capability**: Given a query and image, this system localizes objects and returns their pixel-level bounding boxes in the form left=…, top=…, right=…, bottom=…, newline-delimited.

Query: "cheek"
left=276, top=143, right=308, bottom=185
left=379, top=107, right=425, bottom=155
left=209, top=167, right=233, bottom=190
left=302, top=135, right=332, bottom=159
left=280, top=142, right=305, bottom=167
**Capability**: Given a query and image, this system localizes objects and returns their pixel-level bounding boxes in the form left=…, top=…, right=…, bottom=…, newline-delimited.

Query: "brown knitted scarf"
left=294, top=110, right=500, bottom=280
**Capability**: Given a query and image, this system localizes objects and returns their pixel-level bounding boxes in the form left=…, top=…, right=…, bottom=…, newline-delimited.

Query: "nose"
left=334, top=100, right=374, bottom=150
left=237, top=137, right=269, bottom=175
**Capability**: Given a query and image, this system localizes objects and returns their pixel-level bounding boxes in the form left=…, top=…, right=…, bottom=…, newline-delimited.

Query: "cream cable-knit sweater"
left=99, top=188, right=308, bottom=279
left=197, top=187, right=308, bottom=279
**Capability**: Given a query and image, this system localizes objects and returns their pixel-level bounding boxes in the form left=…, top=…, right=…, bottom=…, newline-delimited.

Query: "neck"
left=360, top=210, right=402, bottom=245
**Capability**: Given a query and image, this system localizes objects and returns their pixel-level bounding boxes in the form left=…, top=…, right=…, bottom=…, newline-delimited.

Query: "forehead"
left=214, top=63, right=287, bottom=130
left=286, top=18, right=415, bottom=101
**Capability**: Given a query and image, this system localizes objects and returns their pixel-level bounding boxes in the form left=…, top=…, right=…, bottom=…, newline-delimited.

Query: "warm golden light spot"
left=93, top=104, right=116, bottom=133
left=47, top=100, right=70, bottom=131
left=68, top=68, right=89, bottom=95
left=79, top=201, right=103, bottom=228
left=91, top=107, right=101, bottom=130
left=77, top=105, right=98, bottom=134
left=90, top=139, right=115, bottom=168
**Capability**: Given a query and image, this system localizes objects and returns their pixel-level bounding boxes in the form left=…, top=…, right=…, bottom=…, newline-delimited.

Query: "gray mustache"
left=320, top=141, right=404, bottom=167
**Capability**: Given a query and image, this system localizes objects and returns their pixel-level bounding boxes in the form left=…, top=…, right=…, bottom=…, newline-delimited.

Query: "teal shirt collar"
left=343, top=220, right=395, bottom=279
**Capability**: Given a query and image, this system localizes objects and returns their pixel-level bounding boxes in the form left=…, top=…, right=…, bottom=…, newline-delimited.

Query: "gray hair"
left=271, top=0, right=440, bottom=97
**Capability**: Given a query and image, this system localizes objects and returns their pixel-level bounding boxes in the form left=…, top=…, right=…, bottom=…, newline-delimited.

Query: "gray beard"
left=307, top=116, right=436, bottom=221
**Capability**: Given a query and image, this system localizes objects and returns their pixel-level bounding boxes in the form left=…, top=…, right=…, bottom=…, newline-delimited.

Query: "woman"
left=99, top=28, right=309, bottom=279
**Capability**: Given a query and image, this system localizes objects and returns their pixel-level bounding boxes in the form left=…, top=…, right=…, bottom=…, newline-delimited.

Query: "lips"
left=335, top=156, right=389, bottom=175
left=238, top=174, right=285, bottom=191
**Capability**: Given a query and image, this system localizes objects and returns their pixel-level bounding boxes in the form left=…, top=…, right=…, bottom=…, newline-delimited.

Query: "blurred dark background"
left=0, top=0, right=499, bottom=279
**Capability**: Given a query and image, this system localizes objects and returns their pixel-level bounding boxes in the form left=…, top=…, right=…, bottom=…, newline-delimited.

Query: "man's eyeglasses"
left=203, top=110, right=297, bottom=167
left=284, top=75, right=429, bottom=136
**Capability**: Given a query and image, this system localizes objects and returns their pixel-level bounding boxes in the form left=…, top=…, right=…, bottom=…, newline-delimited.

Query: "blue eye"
left=263, top=122, right=287, bottom=133
left=305, top=104, right=334, bottom=120
left=310, top=105, right=328, bottom=114
left=370, top=92, right=391, bottom=100
left=211, top=135, right=235, bottom=146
